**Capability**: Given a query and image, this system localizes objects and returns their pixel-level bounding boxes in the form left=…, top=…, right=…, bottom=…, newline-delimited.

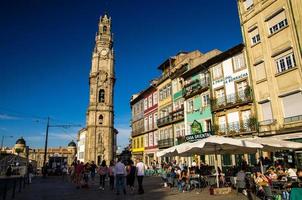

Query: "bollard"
left=12, top=179, right=16, bottom=199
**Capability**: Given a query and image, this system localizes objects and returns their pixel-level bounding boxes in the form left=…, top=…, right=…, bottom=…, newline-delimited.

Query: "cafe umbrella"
left=177, top=135, right=263, bottom=188
left=244, top=136, right=302, bottom=173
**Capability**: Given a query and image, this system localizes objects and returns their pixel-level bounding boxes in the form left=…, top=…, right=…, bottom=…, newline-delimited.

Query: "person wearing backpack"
left=98, top=160, right=108, bottom=190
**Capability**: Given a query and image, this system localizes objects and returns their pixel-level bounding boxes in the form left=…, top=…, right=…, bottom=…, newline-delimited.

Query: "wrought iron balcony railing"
left=211, top=90, right=252, bottom=111
left=183, top=78, right=209, bottom=98
left=217, top=120, right=256, bottom=135
left=158, top=138, right=174, bottom=149
left=157, top=108, right=184, bottom=127
left=284, top=115, right=302, bottom=123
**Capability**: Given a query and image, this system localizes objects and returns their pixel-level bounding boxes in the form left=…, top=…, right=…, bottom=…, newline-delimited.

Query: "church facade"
left=82, top=13, right=117, bottom=164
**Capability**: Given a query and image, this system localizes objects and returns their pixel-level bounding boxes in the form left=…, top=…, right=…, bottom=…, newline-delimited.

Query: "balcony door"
left=236, top=80, right=248, bottom=100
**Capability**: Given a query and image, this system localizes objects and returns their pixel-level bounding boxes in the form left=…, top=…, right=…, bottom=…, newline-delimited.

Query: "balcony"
left=131, top=127, right=145, bottom=137
left=284, top=115, right=302, bottom=123
left=215, top=120, right=257, bottom=136
left=211, top=89, right=252, bottom=112
left=258, top=119, right=277, bottom=133
left=183, top=79, right=209, bottom=99
left=158, top=138, right=174, bottom=149
left=157, top=106, right=184, bottom=127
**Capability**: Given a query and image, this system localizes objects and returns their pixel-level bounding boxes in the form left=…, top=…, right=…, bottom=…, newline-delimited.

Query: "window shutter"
left=261, top=102, right=273, bottom=120
left=282, top=93, right=302, bottom=118
left=244, top=0, right=254, bottom=10
left=267, top=11, right=286, bottom=28
left=255, top=62, right=266, bottom=81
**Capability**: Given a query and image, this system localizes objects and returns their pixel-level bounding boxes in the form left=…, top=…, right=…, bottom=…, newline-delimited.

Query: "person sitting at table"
left=286, top=165, right=297, bottom=180
left=189, top=168, right=200, bottom=189
left=178, top=170, right=190, bottom=192
left=167, top=167, right=177, bottom=188
left=291, top=168, right=302, bottom=188
left=268, top=170, right=278, bottom=181
left=254, top=170, right=272, bottom=200
left=161, top=167, right=169, bottom=187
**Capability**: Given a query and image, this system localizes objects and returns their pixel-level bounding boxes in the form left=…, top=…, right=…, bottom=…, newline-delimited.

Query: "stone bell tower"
left=85, top=13, right=115, bottom=164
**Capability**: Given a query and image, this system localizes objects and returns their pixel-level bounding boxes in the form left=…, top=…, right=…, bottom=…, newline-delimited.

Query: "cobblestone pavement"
left=14, top=176, right=250, bottom=200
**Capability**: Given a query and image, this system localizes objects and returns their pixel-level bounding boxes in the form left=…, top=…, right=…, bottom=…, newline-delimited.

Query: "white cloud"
left=0, top=114, right=20, bottom=120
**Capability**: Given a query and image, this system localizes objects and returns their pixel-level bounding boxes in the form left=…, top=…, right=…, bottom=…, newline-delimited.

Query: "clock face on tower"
left=100, top=48, right=108, bottom=56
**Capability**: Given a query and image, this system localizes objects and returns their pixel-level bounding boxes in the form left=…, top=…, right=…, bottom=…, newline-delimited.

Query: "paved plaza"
left=13, top=176, right=250, bottom=200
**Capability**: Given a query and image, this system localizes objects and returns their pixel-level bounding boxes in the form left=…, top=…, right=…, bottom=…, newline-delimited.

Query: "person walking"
left=75, top=161, right=84, bottom=189
left=108, top=160, right=115, bottom=191
left=90, top=161, right=97, bottom=182
left=28, top=163, right=34, bottom=183
left=126, top=160, right=136, bottom=193
left=136, top=158, right=145, bottom=195
left=115, top=157, right=127, bottom=195
left=98, top=160, right=108, bottom=190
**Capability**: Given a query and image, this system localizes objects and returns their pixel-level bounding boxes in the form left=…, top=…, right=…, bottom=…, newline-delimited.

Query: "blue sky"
left=0, top=0, right=242, bottom=149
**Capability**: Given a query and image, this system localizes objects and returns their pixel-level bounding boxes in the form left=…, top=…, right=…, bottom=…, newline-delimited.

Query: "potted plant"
left=247, top=116, right=258, bottom=131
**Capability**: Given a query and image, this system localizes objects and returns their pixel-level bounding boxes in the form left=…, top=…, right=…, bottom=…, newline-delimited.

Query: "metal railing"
left=258, top=119, right=276, bottom=126
left=157, top=109, right=184, bottom=127
left=284, top=115, right=302, bottom=123
left=158, top=138, right=174, bottom=149
left=218, top=121, right=256, bottom=135
left=183, top=79, right=209, bottom=98
left=212, top=90, right=252, bottom=110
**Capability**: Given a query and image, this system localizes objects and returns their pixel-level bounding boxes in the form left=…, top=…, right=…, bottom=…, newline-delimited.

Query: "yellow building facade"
left=238, top=0, right=302, bottom=139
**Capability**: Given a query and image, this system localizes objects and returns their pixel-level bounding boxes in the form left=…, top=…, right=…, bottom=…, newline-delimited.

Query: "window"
left=205, top=120, right=212, bottom=132
left=99, top=89, right=105, bottom=103
left=159, top=90, right=163, bottom=101
left=260, top=102, right=273, bottom=121
left=154, top=113, right=158, bottom=128
left=98, top=115, right=103, bottom=125
left=243, top=0, right=253, bottom=11
left=144, top=134, right=148, bottom=147
left=236, top=81, right=248, bottom=98
left=167, top=84, right=172, bottom=97
left=233, top=53, right=245, bottom=71
left=149, top=132, right=154, bottom=147
left=103, top=26, right=107, bottom=33
left=144, top=99, right=148, bottom=110
left=218, top=116, right=226, bottom=132
left=144, top=117, right=148, bottom=130
left=282, top=93, right=302, bottom=122
left=162, top=87, right=167, bottom=99
left=153, top=92, right=158, bottom=105
left=255, top=62, right=266, bottom=81
left=187, top=99, right=194, bottom=113
left=249, top=27, right=261, bottom=45
left=213, top=64, right=223, bottom=79
left=154, top=131, right=158, bottom=146
left=148, top=95, right=153, bottom=108
left=215, top=88, right=225, bottom=105
left=268, top=11, right=287, bottom=35
left=149, top=115, right=153, bottom=130
left=276, top=53, right=295, bottom=73
left=202, top=93, right=210, bottom=107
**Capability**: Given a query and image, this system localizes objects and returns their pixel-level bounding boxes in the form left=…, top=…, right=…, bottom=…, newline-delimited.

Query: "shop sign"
left=212, top=72, right=248, bottom=86
left=185, top=131, right=212, bottom=142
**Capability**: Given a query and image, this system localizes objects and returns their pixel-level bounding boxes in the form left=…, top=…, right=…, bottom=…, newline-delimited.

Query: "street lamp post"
left=0, top=135, right=13, bottom=151
left=42, top=117, right=81, bottom=178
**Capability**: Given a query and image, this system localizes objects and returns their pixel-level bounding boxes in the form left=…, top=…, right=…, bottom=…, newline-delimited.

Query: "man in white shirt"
left=136, top=158, right=145, bottom=194
left=115, top=157, right=127, bottom=195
